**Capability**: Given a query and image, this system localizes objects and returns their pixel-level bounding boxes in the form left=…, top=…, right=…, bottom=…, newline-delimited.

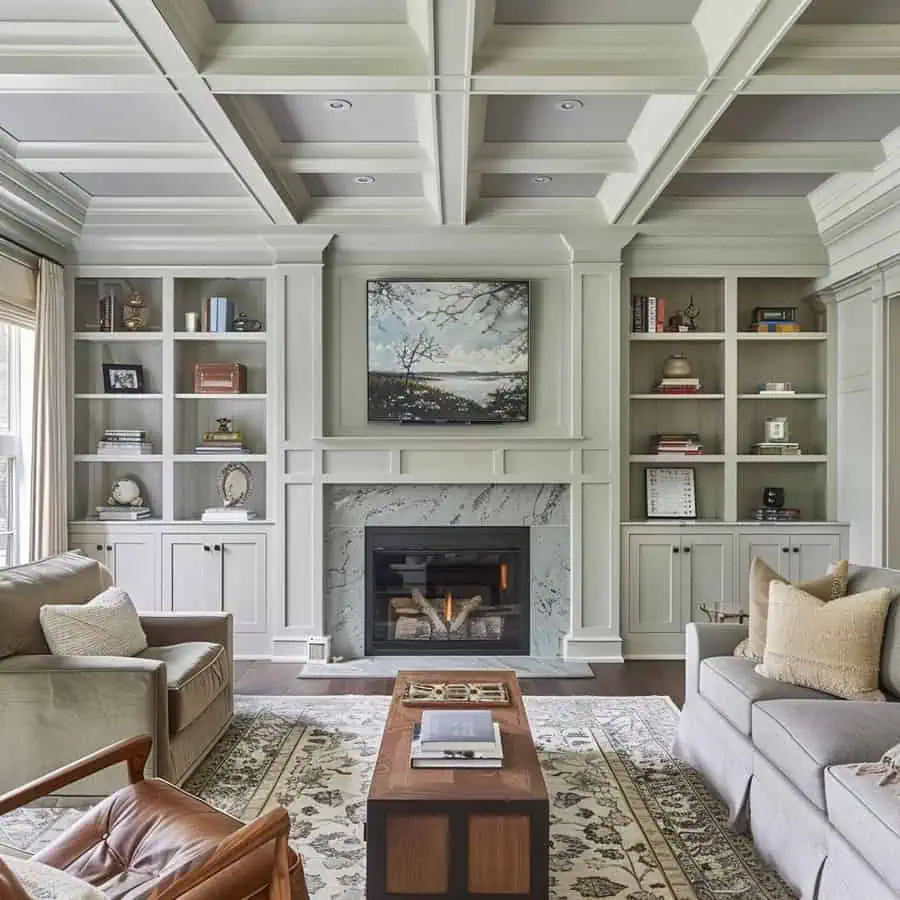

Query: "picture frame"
left=102, top=363, right=144, bottom=394
left=646, top=467, right=697, bottom=519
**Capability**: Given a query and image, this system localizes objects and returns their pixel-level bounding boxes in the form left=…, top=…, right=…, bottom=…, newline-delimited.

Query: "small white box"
left=307, top=635, right=331, bottom=662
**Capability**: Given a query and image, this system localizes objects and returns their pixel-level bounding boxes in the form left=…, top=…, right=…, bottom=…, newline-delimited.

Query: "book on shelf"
left=757, top=390, right=796, bottom=396
left=203, top=431, right=244, bottom=442
left=652, top=432, right=704, bottom=454
left=748, top=322, right=801, bottom=333
left=410, top=722, right=503, bottom=769
left=202, top=296, right=234, bottom=333
left=654, top=378, right=702, bottom=394
left=752, top=306, right=797, bottom=323
left=752, top=507, right=801, bottom=522
left=95, top=506, right=152, bottom=521
left=193, top=442, right=250, bottom=453
left=419, top=709, right=496, bottom=753
left=630, top=295, right=667, bottom=334
left=96, top=444, right=154, bottom=455
left=752, top=442, right=802, bottom=456
left=201, top=507, right=257, bottom=522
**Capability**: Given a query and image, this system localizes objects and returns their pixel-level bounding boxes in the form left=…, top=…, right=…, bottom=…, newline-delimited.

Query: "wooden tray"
left=400, top=681, right=512, bottom=706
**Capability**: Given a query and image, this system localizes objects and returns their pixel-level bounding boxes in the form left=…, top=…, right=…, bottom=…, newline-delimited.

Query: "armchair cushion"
left=0, top=856, right=104, bottom=900
left=137, top=643, right=228, bottom=735
left=32, top=779, right=300, bottom=900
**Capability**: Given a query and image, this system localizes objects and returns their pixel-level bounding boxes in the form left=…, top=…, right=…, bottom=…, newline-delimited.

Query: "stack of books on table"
left=96, top=429, right=152, bottom=456
left=654, top=377, right=701, bottom=395
left=752, top=442, right=802, bottom=456
left=752, top=507, right=801, bottom=522
left=194, top=430, right=250, bottom=454
left=201, top=507, right=257, bottom=523
left=410, top=709, right=503, bottom=769
left=651, top=433, right=704, bottom=455
left=95, top=505, right=152, bottom=521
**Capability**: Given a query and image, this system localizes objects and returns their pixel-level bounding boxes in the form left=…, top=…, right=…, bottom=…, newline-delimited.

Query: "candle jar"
left=184, top=311, right=200, bottom=332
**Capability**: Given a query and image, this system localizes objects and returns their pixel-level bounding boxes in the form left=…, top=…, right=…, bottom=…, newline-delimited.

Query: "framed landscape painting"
left=366, top=280, right=530, bottom=424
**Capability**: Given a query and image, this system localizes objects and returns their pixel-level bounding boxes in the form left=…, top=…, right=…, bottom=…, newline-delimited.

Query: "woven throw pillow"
left=756, top=581, right=892, bottom=701
left=734, top=556, right=849, bottom=661
left=39, top=587, right=147, bottom=657
left=0, top=856, right=105, bottom=900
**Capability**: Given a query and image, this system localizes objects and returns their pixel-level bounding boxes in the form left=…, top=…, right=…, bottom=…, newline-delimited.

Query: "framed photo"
left=102, top=363, right=144, bottom=394
left=646, top=467, right=697, bottom=519
left=765, top=417, right=789, bottom=443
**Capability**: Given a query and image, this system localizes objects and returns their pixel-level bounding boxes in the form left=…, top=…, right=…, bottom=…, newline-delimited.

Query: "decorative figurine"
left=123, top=292, right=147, bottom=331
left=668, top=295, right=699, bottom=332
left=107, top=477, right=144, bottom=507
left=231, top=312, right=263, bottom=332
left=763, top=487, right=786, bottom=509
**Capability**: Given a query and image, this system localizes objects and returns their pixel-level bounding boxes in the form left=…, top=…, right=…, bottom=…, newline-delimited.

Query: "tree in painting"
left=368, top=281, right=529, bottom=422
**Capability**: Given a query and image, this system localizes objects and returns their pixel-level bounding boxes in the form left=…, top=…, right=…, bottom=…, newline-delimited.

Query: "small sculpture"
left=107, top=477, right=144, bottom=507
left=123, top=292, right=147, bottom=331
left=668, top=295, right=699, bottom=332
left=232, top=312, right=263, bottom=332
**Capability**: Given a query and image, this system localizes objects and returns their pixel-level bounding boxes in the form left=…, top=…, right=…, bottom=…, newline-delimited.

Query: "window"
left=0, top=322, right=33, bottom=567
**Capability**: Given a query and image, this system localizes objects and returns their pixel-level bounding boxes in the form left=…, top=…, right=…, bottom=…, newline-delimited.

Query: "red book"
left=657, top=387, right=700, bottom=394
left=656, top=297, right=666, bottom=332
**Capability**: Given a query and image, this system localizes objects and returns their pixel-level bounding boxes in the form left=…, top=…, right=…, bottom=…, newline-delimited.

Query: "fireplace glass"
left=365, top=526, right=530, bottom=655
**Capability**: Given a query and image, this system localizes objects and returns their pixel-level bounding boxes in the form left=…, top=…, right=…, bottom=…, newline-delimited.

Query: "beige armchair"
left=0, top=552, right=233, bottom=800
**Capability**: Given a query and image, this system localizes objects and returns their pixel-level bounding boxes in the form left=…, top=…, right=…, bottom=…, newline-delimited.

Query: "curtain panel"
left=29, top=258, right=67, bottom=559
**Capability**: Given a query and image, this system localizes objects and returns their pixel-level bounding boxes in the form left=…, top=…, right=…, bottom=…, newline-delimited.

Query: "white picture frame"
left=646, top=467, right=697, bottom=519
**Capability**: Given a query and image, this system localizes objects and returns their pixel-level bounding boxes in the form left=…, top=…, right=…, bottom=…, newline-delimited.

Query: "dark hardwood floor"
left=234, top=660, right=685, bottom=707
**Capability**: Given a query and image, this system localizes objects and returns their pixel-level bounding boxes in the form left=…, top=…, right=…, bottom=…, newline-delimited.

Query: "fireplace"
left=364, top=526, right=530, bottom=655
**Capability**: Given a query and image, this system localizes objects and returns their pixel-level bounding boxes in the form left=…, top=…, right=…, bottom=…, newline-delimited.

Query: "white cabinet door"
left=790, top=533, right=843, bottom=583
left=683, top=533, right=735, bottom=623
left=106, top=534, right=159, bottom=611
left=219, top=535, right=266, bottom=633
left=69, top=538, right=107, bottom=567
left=163, top=537, right=218, bottom=614
left=626, top=534, right=682, bottom=633
left=737, top=532, right=790, bottom=608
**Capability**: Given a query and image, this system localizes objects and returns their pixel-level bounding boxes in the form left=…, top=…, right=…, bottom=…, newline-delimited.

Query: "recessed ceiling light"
left=354, top=175, right=376, bottom=184
left=325, top=98, right=352, bottom=111
left=532, top=175, right=552, bottom=184
left=557, top=98, right=584, bottom=111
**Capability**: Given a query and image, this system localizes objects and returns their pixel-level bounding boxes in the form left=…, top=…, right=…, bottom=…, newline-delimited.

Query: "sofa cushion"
left=752, top=700, right=900, bottom=810
left=698, top=656, right=831, bottom=736
left=847, top=566, right=900, bottom=697
left=825, top=763, right=900, bottom=894
left=0, top=553, right=112, bottom=659
left=137, top=642, right=227, bottom=735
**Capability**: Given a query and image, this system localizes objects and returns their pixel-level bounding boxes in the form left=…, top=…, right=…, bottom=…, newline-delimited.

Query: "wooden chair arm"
left=0, top=734, right=152, bottom=815
left=152, top=807, right=306, bottom=900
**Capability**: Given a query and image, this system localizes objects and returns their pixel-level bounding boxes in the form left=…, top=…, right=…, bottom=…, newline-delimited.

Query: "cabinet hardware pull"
left=106, top=545, right=112, bottom=552
left=683, top=546, right=691, bottom=554
left=214, top=544, right=222, bottom=552
left=96, top=544, right=103, bottom=552
left=793, top=547, right=800, bottom=553
left=203, top=545, right=211, bottom=552
left=781, top=547, right=789, bottom=553
left=672, top=547, right=680, bottom=553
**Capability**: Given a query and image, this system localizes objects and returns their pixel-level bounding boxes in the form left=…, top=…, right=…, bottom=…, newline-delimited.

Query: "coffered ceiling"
left=1, top=0, right=899, bottom=245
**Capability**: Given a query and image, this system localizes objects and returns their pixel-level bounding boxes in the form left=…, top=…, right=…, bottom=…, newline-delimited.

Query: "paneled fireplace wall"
left=323, top=484, right=570, bottom=659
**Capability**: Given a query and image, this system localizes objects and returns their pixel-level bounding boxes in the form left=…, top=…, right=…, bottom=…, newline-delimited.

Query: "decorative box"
left=193, top=362, right=247, bottom=394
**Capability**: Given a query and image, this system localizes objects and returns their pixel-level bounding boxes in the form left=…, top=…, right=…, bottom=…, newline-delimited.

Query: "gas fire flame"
left=444, top=592, right=453, bottom=623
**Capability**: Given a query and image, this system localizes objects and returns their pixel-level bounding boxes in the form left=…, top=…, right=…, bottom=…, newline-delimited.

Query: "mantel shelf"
left=737, top=333, right=828, bottom=341
left=74, top=393, right=163, bottom=401
left=629, top=332, right=725, bottom=342
left=74, top=332, right=163, bottom=342
left=737, top=393, right=827, bottom=400
left=629, top=393, right=724, bottom=400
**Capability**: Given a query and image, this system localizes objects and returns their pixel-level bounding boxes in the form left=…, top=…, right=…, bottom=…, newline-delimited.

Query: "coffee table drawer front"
left=386, top=814, right=449, bottom=894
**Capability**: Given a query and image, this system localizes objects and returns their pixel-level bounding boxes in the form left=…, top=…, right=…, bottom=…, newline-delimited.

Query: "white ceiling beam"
left=472, top=24, right=706, bottom=94
left=684, top=141, right=886, bottom=175
left=408, top=0, right=441, bottom=223
left=474, top=143, right=636, bottom=175
left=110, top=0, right=300, bottom=225
left=274, top=143, right=426, bottom=175
left=17, top=141, right=231, bottom=174
left=599, top=0, right=814, bottom=226
left=750, top=25, right=900, bottom=93
left=203, top=23, right=431, bottom=93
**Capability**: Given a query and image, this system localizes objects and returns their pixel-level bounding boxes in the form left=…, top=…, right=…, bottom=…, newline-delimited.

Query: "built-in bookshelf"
left=69, top=274, right=273, bottom=524
left=624, top=276, right=832, bottom=523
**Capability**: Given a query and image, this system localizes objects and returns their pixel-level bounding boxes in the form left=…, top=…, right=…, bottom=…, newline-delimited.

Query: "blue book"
left=209, top=296, right=218, bottom=332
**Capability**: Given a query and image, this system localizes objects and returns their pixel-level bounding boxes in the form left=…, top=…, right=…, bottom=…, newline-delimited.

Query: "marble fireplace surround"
left=324, top=484, right=570, bottom=659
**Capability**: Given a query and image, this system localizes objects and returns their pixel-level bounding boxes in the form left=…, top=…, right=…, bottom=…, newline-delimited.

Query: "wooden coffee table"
left=366, top=670, right=549, bottom=899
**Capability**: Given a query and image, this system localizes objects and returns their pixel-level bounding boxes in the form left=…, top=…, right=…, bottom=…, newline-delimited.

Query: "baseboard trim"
left=563, top=635, right=624, bottom=663
left=624, top=653, right=686, bottom=661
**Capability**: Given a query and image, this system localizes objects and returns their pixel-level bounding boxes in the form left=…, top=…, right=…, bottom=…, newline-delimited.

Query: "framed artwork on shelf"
left=102, top=363, right=144, bottom=394
left=646, top=467, right=697, bottom=519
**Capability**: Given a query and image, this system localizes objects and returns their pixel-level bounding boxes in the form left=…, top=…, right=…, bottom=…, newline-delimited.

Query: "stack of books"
left=631, top=295, right=667, bottom=333
left=752, top=507, right=801, bottom=522
left=748, top=307, right=801, bottom=333
left=757, top=382, right=795, bottom=396
left=95, top=505, right=152, bottom=521
left=410, top=709, right=503, bottom=769
left=194, top=429, right=250, bottom=455
left=651, top=433, right=704, bottom=455
left=201, top=507, right=257, bottom=523
left=752, top=442, right=802, bottom=456
left=97, top=428, right=152, bottom=456
left=202, top=296, right=234, bottom=332
left=654, top=377, right=701, bottom=394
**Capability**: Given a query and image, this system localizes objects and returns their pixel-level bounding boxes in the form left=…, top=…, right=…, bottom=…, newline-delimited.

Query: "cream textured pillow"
left=756, top=581, right=892, bottom=701
left=0, top=856, right=105, bottom=900
left=39, top=587, right=147, bottom=657
left=734, top=556, right=849, bottom=661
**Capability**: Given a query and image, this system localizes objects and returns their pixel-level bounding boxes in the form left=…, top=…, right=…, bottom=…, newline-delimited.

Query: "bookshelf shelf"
left=628, top=332, right=726, bottom=342
left=74, top=332, right=164, bottom=342
left=736, top=333, right=828, bottom=342
left=74, top=393, right=163, bottom=401
left=737, top=393, right=827, bottom=400
left=173, top=454, right=269, bottom=463
left=173, top=333, right=266, bottom=342
left=174, top=393, right=267, bottom=400
left=629, top=393, right=724, bottom=400
left=630, top=454, right=726, bottom=463
left=74, top=454, right=163, bottom=463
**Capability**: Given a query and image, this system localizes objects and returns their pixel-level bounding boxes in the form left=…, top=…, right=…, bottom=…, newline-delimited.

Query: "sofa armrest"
left=685, top=622, right=749, bottom=701
left=0, top=655, right=169, bottom=797
left=140, top=612, right=232, bottom=653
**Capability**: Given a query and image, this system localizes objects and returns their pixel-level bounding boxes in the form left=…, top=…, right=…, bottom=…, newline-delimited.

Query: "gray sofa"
left=0, top=552, right=234, bottom=801
left=675, top=564, right=900, bottom=900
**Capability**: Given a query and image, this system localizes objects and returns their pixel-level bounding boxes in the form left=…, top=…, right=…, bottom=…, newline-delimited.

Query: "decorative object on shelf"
left=646, top=467, right=696, bottom=519
left=757, top=381, right=795, bottom=396
left=102, top=363, right=144, bottom=394
left=366, top=279, right=529, bottom=424
left=306, top=635, right=332, bottom=663
left=655, top=353, right=701, bottom=394
left=194, top=417, right=250, bottom=454
left=97, top=477, right=151, bottom=521
left=98, top=290, right=118, bottom=332
left=202, top=462, right=256, bottom=522
left=122, top=292, right=147, bottom=331
left=202, top=296, right=234, bottom=333
left=232, top=312, right=263, bottom=332
left=631, top=295, right=666, bottom=333
left=97, top=428, right=152, bottom=456
left=753, top=417, right=801, bottom=455
left=193, top=362, right=247, bottom=393
left=667, top=296, right=699, bottom=332
left=651, top=432, right=704, bottom=456
left=699, top=603, right=748, bottom=624
left=749, top=306, right=801, bottom=333
left=765, top=417, right=789, bottom=443
left=184, top=311, right=200, bottom=332
left=752, top=506, right=801, bottom=522
left=763, top=486, right=786, bottom=508
left=400, top=681, right=512, bottom=707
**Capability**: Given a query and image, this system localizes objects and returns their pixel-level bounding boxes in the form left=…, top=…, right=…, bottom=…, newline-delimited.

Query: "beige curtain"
left=29, top=258, right=67, bottom=560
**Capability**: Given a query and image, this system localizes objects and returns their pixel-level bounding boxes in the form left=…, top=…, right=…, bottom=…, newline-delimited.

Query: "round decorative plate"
left=218, top=462, right=253, bottom=508
left=110, top=477, right=141, bottom=506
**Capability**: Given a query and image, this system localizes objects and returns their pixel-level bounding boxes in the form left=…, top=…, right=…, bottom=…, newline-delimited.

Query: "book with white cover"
left=411, top=723, right=503, bottom=768
left=419, top=709, right=495, bottom=752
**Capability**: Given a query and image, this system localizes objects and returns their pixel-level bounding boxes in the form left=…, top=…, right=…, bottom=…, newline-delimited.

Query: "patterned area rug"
left=0, top=696, right=793, bottom=900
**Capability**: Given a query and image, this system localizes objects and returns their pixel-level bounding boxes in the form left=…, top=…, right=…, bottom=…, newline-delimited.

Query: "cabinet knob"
left=683, top=546, right=691, bottom=554
left=781, top=547, right=790, bottom=553
left=214, top=544, right=222, bottom=552
left=672, top=546, right=680, bottom=554
left=96, top=544, right=103, bottom=551
left=203, top=545, right=211, bottom=552
left=793, top=547, right=800, bottom=554
left=106, top=545, right=112, bottom=552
